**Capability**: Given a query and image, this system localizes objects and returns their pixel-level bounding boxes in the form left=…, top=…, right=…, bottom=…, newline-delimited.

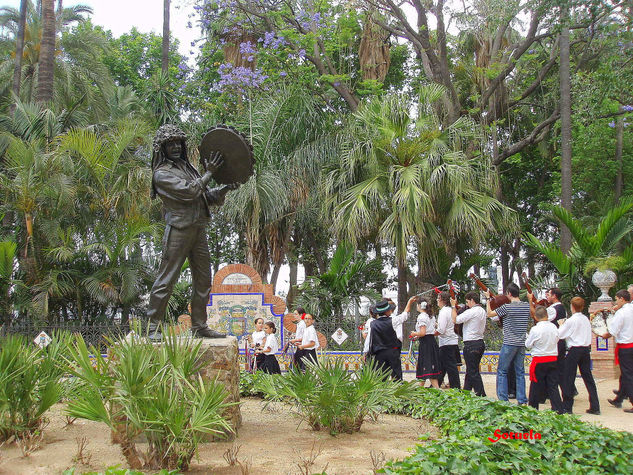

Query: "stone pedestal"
left=197, top=336, right=242, bottom=439
left=589, top=301, right=619, bottom=379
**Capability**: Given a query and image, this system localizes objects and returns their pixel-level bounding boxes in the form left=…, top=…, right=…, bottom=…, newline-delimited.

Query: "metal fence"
left=1, top=322, right=131, bottom=353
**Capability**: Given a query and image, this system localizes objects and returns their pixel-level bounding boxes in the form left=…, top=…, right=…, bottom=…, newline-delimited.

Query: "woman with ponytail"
left=409, top=298, right=440, bottom=388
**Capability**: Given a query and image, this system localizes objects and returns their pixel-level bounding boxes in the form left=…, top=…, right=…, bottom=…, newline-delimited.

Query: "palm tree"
left=35, top=0, right=55, bottom=104
left=559, top=8, right=573, bottom=253
left=162, top=0, right=170, bottom=75
left=11, top=0, right=28, bottom=99
left=525, top=198, right=633, bottom=298
left=326, top=86, right=515, bottom=310
left=223, top=87, right=335, bottom=282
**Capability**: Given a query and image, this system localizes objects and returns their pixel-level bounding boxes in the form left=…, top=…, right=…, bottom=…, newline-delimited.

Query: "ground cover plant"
left=0, top=332, right=72, bottom=441
left=384, top=389, right=633, bottom=474
left=65, top=333, right=233, bottom=471
left=247, top=359, right=417, bottom=435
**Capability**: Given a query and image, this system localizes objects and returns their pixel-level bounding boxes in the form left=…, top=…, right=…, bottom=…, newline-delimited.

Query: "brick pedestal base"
left=589, top=301, right=619, bottom=379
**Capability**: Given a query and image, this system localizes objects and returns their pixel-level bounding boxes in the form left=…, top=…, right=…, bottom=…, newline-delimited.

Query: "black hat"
left=375, top=299, right=396, bottom=314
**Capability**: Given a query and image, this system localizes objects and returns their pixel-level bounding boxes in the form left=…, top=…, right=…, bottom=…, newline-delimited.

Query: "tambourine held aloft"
left=199, top=125, right=254, bottom=184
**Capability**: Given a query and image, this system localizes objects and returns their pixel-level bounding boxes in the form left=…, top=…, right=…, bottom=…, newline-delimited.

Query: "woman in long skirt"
left=259, top=321, right=281, bottom=374
left=409, top=299, right=440, bottom=388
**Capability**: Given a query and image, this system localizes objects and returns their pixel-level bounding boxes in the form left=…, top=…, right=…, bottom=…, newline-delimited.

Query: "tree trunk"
left=162, top=0, right=170, bottom=75
left=559, top=13, right=573, bottom=254
left=614, top=114, right=624, bottom=204
left=36, top=0, right=55, bottom=105
left=397, top=259, right=408, bottom=314
left=12, top=0, right=28, bottom=100
left=269, top=262, right=282, bottom=294
left=57, top=0, right=62, bottom=13
left=500, top=244, right=510, bottom=293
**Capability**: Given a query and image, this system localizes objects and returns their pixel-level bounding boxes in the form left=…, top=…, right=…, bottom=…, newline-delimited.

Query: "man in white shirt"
left=437, top=291, right=460, bottom=389
left=546, top=288, right=568, bottom=390
left=451, top=291, right=486, bottom=396
left=525, top=303, right=564, bottom=413
left=602, top=290, right=633, bottom=412
left=558, top=296, right=600, bottom=415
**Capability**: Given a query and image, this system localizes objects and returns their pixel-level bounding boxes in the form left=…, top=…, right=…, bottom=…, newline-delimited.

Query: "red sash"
left=529, top=355, right=558, bottom=382
left=615, top=343, right=633, bottom=366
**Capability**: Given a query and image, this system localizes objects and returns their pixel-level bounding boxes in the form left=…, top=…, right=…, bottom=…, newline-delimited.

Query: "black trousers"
left=556, top=339, right=567, bottom=389
left=293, top=348, right=305, bottom=370
left=614, top=347, right=633, bottom=403
left=529, top=361, right=564, bottom=413
left=438, top=344, right=461, bottom=389
left=372, top=348, right=402, bottom=381
left=562, top=346, right=600, bottom=413
left=299, top=349, right=318, bottom=370
left=463, top=339, right=486, bottom=396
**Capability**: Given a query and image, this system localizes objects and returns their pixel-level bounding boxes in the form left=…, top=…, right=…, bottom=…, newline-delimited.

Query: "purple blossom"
left=298, top=49, right=306, bottom=59
left=623, top=105, right=633, bottom=112
left=191, top=41, right=196, bottom=47
left=333, top=81, right=341, bottom=87
left=216, top=63, right=268, bottom=93
left=280, top=71, right=287, bottom=77
left=261, top=31, right=286, bottom=50
left=239, top=41, right=257, bottom=56
left=608, top=121, right=616, bottom=128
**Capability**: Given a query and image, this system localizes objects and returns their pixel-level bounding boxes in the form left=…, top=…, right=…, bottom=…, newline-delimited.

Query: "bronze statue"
left=147, top=124, right=239, bottom=339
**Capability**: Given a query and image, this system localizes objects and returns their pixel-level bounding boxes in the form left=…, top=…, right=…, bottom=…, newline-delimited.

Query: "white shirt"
left=609, top=303, right=633, bottom=344
left=392, top=311, right=409, bottom=341
left=415, top=312, right=436, bottom=334
left=437, top=306, right=458, bottom=347
left=251, top=330, right=266, bottom=348
left=363, top=318, right=373, bottom=354
left=263, top=333, right=279, bottom=354
left=558, top=312, right=592, bottom=348
left=455, top=305, right=487, bottom=341
left=546, top=302, right=565, bottom=322
left=295, top=319, right=306, bottom=340
left=525, top=320, right=559, bottom=356
left=301, top=325, right=320, bottom=350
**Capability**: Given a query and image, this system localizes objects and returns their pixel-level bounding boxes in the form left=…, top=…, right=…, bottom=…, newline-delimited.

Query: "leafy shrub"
left=0, top=332, right=72, bottom=441
left=65, top=333, right=233, bottom=471
left=256, top=358, right=417, bottom=435
left=384, top=389, right=633, bottom=474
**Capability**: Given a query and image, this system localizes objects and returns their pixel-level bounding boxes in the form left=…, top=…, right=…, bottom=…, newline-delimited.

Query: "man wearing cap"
left=146, top=124, right=240, bottom=340
left=368, top=296, right=417, bottom=380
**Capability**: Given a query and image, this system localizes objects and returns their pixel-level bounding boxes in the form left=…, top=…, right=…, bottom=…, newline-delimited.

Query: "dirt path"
left=0, top=398, right=437, bottom=475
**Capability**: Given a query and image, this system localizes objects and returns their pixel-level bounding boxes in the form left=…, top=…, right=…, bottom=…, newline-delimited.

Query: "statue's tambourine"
left=199, top=125, right=254, bottom=184
left=591, top=309, right=614, bottom=336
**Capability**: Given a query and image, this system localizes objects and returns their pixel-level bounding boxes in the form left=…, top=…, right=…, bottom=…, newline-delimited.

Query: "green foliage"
left=295, top=242, right=383, bottom=321
left=254, top=358, right=417, bottom=435
left=525, top=198, right=633, bottom=298
left=0, top=332, right=72, bottom=440
left=65, top=333, right=234, bottom=471
left=384, top=388, right=633, bottom=474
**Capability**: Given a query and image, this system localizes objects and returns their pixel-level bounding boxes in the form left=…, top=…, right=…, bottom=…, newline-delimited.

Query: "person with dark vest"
left=368, top=296, right=416, bottom=380
left=602, top=290, right=633, bottom=412
left=546, top=288, right=568, bottom=391
left=558, top=296, right=600, bottom=415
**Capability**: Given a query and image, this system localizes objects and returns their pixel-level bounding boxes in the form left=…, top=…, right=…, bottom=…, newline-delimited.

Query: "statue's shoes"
left=193, top=327, right=226, bottom=338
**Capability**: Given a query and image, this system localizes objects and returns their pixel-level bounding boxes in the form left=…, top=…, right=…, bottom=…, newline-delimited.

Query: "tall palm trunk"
left=36, top=0, right=55, bottom=104
left=559, top=9, right=573, bottom=254
left=162, top=0, right=170, bottom=75
left=12, top=0, right=28, bottom=100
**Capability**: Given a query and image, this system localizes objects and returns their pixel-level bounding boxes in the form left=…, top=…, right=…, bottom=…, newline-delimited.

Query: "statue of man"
left=147, top=124, right=239, bottom=339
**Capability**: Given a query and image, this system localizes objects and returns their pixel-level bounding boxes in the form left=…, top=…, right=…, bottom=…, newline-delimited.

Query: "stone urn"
left=592, top=269, right=617, bottom=302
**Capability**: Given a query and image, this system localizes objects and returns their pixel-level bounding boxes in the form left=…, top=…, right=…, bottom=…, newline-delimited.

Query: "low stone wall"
left=197, top=336, right=242, bottom=439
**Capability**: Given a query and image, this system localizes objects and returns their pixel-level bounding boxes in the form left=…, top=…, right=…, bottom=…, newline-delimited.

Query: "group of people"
left=361, top=283, right=633, bottom=416
left=248, top=307, right=320, bottom=374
